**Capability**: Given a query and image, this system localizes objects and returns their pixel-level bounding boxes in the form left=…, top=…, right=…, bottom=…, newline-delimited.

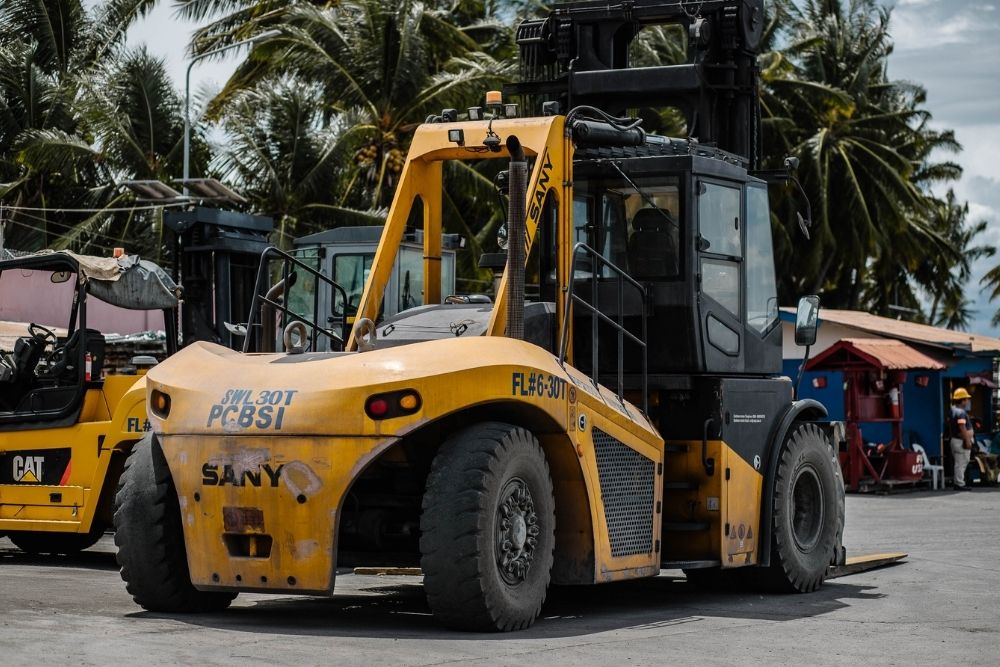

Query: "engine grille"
left=592, top=427, right=655, bottom=558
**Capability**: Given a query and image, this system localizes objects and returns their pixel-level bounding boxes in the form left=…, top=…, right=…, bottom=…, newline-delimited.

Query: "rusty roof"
left=782, top=308, right=1000, bottom=353
left=808, top=338, right=946, bottom=371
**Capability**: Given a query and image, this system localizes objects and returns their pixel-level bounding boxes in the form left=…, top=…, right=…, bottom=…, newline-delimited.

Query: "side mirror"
left=795, top=295, right=820, bottom=347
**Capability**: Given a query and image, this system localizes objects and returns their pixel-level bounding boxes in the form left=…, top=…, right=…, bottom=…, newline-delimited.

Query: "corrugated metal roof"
left=808, top=338, right=946, bottom=371
left=782, top=307, right=1000, bottom=353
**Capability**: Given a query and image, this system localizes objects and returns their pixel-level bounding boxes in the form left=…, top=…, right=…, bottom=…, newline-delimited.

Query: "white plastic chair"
left=912, top=443, right=943, bottom=491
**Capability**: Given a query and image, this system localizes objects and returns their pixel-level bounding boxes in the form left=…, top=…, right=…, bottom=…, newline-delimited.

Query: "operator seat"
left=0, top=334, right=48, bottom=410
left=10, top=335, right=47, bottom=385
left=628, top=208, right=678, bottom=279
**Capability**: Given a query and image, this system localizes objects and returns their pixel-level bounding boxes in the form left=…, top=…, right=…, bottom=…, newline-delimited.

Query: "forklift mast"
left=511, top=0, right=765, bottom=168
left=163, top=207, right=273, bottom=350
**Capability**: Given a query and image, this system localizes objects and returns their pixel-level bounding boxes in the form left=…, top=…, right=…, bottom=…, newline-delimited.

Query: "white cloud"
left=82, top=0, right=240, bottom=98
left=891, top=11, right=982, bottom=51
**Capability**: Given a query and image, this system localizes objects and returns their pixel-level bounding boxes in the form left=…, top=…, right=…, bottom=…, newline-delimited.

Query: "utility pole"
left=183, top=31, right=279, bottom=195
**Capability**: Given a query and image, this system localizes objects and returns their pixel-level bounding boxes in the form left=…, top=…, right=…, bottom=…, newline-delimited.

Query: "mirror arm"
left=789, top=174, right=813, bottom=240
left=794, top=344, right=811, bottom=401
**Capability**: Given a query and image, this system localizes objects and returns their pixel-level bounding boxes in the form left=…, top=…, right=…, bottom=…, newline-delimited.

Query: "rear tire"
left=420, top=422, right=555, bottom=631
left=760, top=423, right=844, bottom=593
left=7, top=526, right=104, bottom=555
left=113, top=434, right=236, bottom=612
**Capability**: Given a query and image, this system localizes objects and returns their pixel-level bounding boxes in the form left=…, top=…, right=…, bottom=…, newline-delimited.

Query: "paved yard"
left=2, top=488, right=998, bottom=665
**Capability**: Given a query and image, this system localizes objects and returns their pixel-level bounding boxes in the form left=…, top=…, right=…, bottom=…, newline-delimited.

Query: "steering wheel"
left=28, top=322, right=57, bottom=345
left=43, top=329, right=86, bottom=379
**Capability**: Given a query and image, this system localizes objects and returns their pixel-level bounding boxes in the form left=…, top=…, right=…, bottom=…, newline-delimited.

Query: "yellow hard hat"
left=952, top=387, right=971, bottom=401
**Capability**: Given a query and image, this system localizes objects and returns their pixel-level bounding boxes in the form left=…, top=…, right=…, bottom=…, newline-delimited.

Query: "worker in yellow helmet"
left=949, top=387, right=974, bottom=491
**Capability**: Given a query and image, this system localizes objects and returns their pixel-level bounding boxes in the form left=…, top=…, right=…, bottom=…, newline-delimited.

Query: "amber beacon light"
left=150, top=389, right=171, bottom=418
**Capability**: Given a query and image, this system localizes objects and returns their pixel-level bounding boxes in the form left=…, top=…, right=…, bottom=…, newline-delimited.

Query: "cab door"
left=696, top=179, right=744, bottom=373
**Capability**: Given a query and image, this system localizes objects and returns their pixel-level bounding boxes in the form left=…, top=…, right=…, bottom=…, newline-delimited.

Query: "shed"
left=807, top=339, right=945, bottom=490
left=781, top=309, right=1000, bottom=463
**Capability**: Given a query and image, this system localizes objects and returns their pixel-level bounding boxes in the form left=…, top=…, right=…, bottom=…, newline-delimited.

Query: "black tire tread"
left=761, top=422, right=845, bottom=593
left=420, top=421, right=555, bottom=632
left=113, top=434, right=235, bottom=612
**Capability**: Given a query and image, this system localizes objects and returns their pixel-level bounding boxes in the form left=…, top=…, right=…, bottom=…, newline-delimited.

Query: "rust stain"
left=223, top=506, right=265, bottom=533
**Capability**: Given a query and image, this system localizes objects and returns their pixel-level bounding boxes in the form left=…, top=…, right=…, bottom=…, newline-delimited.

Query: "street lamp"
left=182, top=31, right=281, bottom=193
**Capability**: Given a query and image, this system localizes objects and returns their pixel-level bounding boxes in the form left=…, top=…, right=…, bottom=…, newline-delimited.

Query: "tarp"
left=5, top=249, right=179, bottom=311
left=86, top=255, right=179, bottom=310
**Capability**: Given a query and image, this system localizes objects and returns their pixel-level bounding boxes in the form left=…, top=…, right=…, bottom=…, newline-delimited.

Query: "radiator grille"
left=592, top=427, right=655, bottom=558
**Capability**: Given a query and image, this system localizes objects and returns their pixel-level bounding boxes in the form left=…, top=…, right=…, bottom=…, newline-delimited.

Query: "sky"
left=93, top=0, right=1000, bottom=335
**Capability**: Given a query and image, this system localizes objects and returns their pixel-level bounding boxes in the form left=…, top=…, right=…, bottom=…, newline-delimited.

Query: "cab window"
left=699, top=182, right=741, bottom=257
left=334, top=253, right=373, bottom=315
left=745, top=184, right=778, bottom=334
left=698, top=181, right=742, bottom=318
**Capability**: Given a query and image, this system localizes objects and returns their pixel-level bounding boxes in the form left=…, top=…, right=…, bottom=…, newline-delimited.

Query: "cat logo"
left=13, top=455, right=44, bottom=483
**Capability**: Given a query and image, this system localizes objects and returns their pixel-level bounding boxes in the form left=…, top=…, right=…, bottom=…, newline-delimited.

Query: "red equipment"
left=807, top=338, right=945, bottom=491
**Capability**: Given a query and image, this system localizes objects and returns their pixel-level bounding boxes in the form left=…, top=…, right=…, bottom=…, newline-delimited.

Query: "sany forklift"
left=114, top=0, right=854, bottom=631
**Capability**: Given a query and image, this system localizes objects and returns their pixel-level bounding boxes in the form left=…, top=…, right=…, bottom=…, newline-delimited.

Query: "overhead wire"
left=2, top=209, right=145, bottom=247
left=1, top=217, right=124, bottom=247
left=2, top=202, right=188, bottom=213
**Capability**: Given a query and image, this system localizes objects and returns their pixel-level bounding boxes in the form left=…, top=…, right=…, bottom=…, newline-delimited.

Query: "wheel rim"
left=494, top=477, right=540, bottom=586
left=790, top=465, right=824, bottom=552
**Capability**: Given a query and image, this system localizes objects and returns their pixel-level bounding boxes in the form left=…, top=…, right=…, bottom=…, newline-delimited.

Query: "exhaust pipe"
left=505, top=135, right=527, bottom=340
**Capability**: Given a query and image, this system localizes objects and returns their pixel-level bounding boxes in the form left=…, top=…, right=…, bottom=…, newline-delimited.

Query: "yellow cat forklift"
left=0, top=250, right=179, bottom=553
left=115, top=0, right=848, bottom=630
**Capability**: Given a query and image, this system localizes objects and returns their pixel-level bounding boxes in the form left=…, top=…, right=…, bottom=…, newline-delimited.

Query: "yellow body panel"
left=660, top=439, right=762, bottom=567
left=722, top=444, right=763, bottom=567
left=163, top=435, right=397, bottom=594
left=149, top=337, right=665, bottom=593
left=0, top=375, right=149, bottom=534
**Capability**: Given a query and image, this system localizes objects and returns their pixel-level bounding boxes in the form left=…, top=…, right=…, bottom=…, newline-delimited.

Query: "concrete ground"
left=1, top=488, right=998, bottom=666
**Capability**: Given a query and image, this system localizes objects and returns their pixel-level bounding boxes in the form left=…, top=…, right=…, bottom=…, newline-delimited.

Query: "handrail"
left=244, top=246, right=350, bottom=353
left=557, top=242, right=648, bottom=416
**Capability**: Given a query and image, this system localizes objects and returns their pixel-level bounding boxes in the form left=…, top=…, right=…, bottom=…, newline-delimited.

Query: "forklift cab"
left=0, top=252, right=179, bottom=428
left=561, top=154, right=781, bottom=378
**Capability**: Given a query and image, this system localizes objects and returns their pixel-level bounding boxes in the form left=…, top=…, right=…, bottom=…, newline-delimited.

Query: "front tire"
left=113, top=434, right=236, bottom=612
left=420, top=422, right=555, bottom=631
left=761, top=423, right=844, bottom=592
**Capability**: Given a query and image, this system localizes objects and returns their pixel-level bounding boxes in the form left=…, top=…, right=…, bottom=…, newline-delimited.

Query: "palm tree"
left=208, top=2, right=511, bottom=208
left=215, top=77, right=381, bottom=247
left=186, top=0, right=514, bottom=287
left=0, top=0, right=98, bottom=247
left=914, top=191, right=992, bottom=328
left=0, top=1, right=196, bottom=257
left=67, top=46, right=207, bottom=257
left=762, top=0, right=966, bottom=313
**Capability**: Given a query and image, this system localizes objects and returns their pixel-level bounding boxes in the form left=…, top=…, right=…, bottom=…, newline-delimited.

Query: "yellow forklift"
left=114, top=0, right=848, bottom=630
left=0, top=250, right=178, bottom=553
